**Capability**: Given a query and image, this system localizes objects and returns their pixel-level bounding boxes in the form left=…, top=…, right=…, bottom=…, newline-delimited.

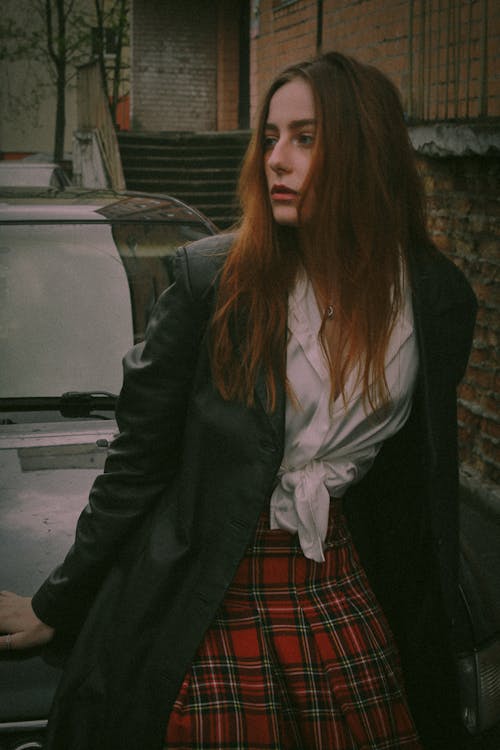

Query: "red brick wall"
left=323, top=0, right=499, bottom=121
left=250, top=0, right=318, bottom=117
left=217, top=0, right=241, bottom=131
left=322, top=0, right=408, bottom=95
left=131, top=0, right=217, bottom=131
left=420, top=155, right=500, bottom=485
left=250, top=0, right=500, bottom=124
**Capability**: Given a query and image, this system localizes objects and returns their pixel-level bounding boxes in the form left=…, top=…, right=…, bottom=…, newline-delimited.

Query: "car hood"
left=0, top=418, right=116, bottom=724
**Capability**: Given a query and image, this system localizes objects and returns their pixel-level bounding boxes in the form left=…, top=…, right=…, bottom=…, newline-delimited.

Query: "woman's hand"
left=0, top=591, right=54, bottom=651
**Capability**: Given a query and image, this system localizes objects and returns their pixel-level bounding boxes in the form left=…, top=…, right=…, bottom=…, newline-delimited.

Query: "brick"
left=132, top=0, right=217, bottom=131
left=478, top=237, right=500, bottom=260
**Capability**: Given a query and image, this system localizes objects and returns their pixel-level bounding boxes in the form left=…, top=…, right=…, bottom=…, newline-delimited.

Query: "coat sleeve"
left=32, top=245, right=213, bottom=629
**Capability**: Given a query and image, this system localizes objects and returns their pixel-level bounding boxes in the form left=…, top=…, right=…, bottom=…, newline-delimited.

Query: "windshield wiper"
left=0, top=391, right=118, bottom=418
left=59, top=391, right=117, bottom=417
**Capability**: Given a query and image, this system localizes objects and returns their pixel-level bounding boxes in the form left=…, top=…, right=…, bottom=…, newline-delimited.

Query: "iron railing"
left=76, top=60, right=125, bottom=190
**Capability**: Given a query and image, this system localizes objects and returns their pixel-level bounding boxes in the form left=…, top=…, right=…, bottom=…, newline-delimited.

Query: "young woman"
left=0, top=52, right=476, bottom=750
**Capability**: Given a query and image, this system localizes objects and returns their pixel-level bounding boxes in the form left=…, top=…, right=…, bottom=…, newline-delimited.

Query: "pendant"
left=326, top=304, right=334, bottom=319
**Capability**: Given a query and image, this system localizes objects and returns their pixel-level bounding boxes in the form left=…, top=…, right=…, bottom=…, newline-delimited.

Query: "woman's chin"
left=271, top=205, right=299, bottom=226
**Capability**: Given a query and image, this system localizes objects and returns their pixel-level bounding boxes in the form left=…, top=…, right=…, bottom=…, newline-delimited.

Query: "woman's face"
left=264, top=77, right=316, bottom=226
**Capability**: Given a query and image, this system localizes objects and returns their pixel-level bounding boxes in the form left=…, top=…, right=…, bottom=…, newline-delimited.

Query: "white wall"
left=0, top=0, right=129, bottom=160
left=0, top=1, right=82, bottom=158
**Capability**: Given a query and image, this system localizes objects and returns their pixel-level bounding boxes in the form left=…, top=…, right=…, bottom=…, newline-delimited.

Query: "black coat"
left=33, top=233, right=477, bottom=750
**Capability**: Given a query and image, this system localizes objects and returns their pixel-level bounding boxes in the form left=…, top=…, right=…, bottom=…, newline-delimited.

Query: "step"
left=119, top=141, right=246, bottom=154
left=122, top=155, right=245, bottom=169
left=118, top=134, right=250, bottom=161
left=123, top=167, right=238, bottom=182
left=118, top=138, right=249, bottom=162
left=118, top=130, right=251, bottom=228
left=118, top=130, right=251, bottom=147
left=120, top=149, right=247, bottom=165
left=125, top=185, right=238, bottom=206
left=124, top=177, right=237, bottom=191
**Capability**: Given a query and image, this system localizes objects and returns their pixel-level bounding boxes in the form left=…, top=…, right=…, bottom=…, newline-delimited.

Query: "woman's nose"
left=268, top=139, right=291, bottom=173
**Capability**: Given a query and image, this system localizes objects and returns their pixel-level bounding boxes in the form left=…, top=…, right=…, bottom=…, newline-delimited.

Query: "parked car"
left=0, top=187, right=216, bottom=750
left=0, top=162, right=71, bottom=190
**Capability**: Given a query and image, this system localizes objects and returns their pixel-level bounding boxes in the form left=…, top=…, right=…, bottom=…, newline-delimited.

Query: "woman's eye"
left=263, top=135, right=278, bottom=150
left=297, top=132, right=315, bottom=146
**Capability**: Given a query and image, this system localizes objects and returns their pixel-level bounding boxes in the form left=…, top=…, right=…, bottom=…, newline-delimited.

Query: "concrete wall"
left=0, top=0, right=130, bottom=160
left=0, top=1, right=78, bottom=158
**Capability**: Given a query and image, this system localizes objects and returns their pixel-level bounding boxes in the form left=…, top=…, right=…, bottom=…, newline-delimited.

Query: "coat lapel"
left=408, top=251, right=439, bottom=471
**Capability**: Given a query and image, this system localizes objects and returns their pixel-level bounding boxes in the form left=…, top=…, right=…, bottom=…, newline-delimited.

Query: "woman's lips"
left=271, top=185, right=298, bottom=200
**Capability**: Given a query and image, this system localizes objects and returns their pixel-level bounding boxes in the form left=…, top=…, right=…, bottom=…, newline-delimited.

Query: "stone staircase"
left=117, top=130, right=251, bottom=229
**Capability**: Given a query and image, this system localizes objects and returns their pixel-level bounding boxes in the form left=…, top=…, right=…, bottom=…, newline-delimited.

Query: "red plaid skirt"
left=165, top=503, right=422, bottom=749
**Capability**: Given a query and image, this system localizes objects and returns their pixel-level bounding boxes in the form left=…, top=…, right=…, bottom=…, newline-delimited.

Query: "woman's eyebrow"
left=265, top=119, right=317, bottom=131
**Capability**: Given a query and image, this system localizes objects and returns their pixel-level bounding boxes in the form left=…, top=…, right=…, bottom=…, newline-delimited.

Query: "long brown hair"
left=211, top=52, right=430, bottom=411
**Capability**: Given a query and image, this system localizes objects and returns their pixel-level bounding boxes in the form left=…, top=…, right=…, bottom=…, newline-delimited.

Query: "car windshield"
left=0, top=220, right=210, bottom=399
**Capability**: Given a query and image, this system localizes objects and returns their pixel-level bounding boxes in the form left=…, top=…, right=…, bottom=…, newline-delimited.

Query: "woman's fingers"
left=0, top=591, right=54, bottom=651
left=0, top=632, right=15, bottom=651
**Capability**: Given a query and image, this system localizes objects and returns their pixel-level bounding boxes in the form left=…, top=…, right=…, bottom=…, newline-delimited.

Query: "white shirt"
left=269, top=272, right=419, bottom=562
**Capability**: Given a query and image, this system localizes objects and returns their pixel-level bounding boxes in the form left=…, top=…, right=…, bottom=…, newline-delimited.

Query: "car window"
left=111, top=221, right=209, bottom=342
left=0, top=224, right=133, bottom=398
left=0, top=220, right=211, bottom=399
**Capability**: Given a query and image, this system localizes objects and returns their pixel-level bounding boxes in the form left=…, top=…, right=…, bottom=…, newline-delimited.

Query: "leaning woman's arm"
left=29, top=246, right=211, bottom=631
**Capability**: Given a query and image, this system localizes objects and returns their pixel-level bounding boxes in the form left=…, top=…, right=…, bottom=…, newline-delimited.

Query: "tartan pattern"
left=165, top=504, right=423, bottom=749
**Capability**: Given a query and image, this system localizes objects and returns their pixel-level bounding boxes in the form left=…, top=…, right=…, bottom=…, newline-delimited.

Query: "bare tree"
left=93, top=0, right=129, bottom=125
left=0, top=0, right=129, bottom=162
left=46, top=0, right=72, bottom=162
